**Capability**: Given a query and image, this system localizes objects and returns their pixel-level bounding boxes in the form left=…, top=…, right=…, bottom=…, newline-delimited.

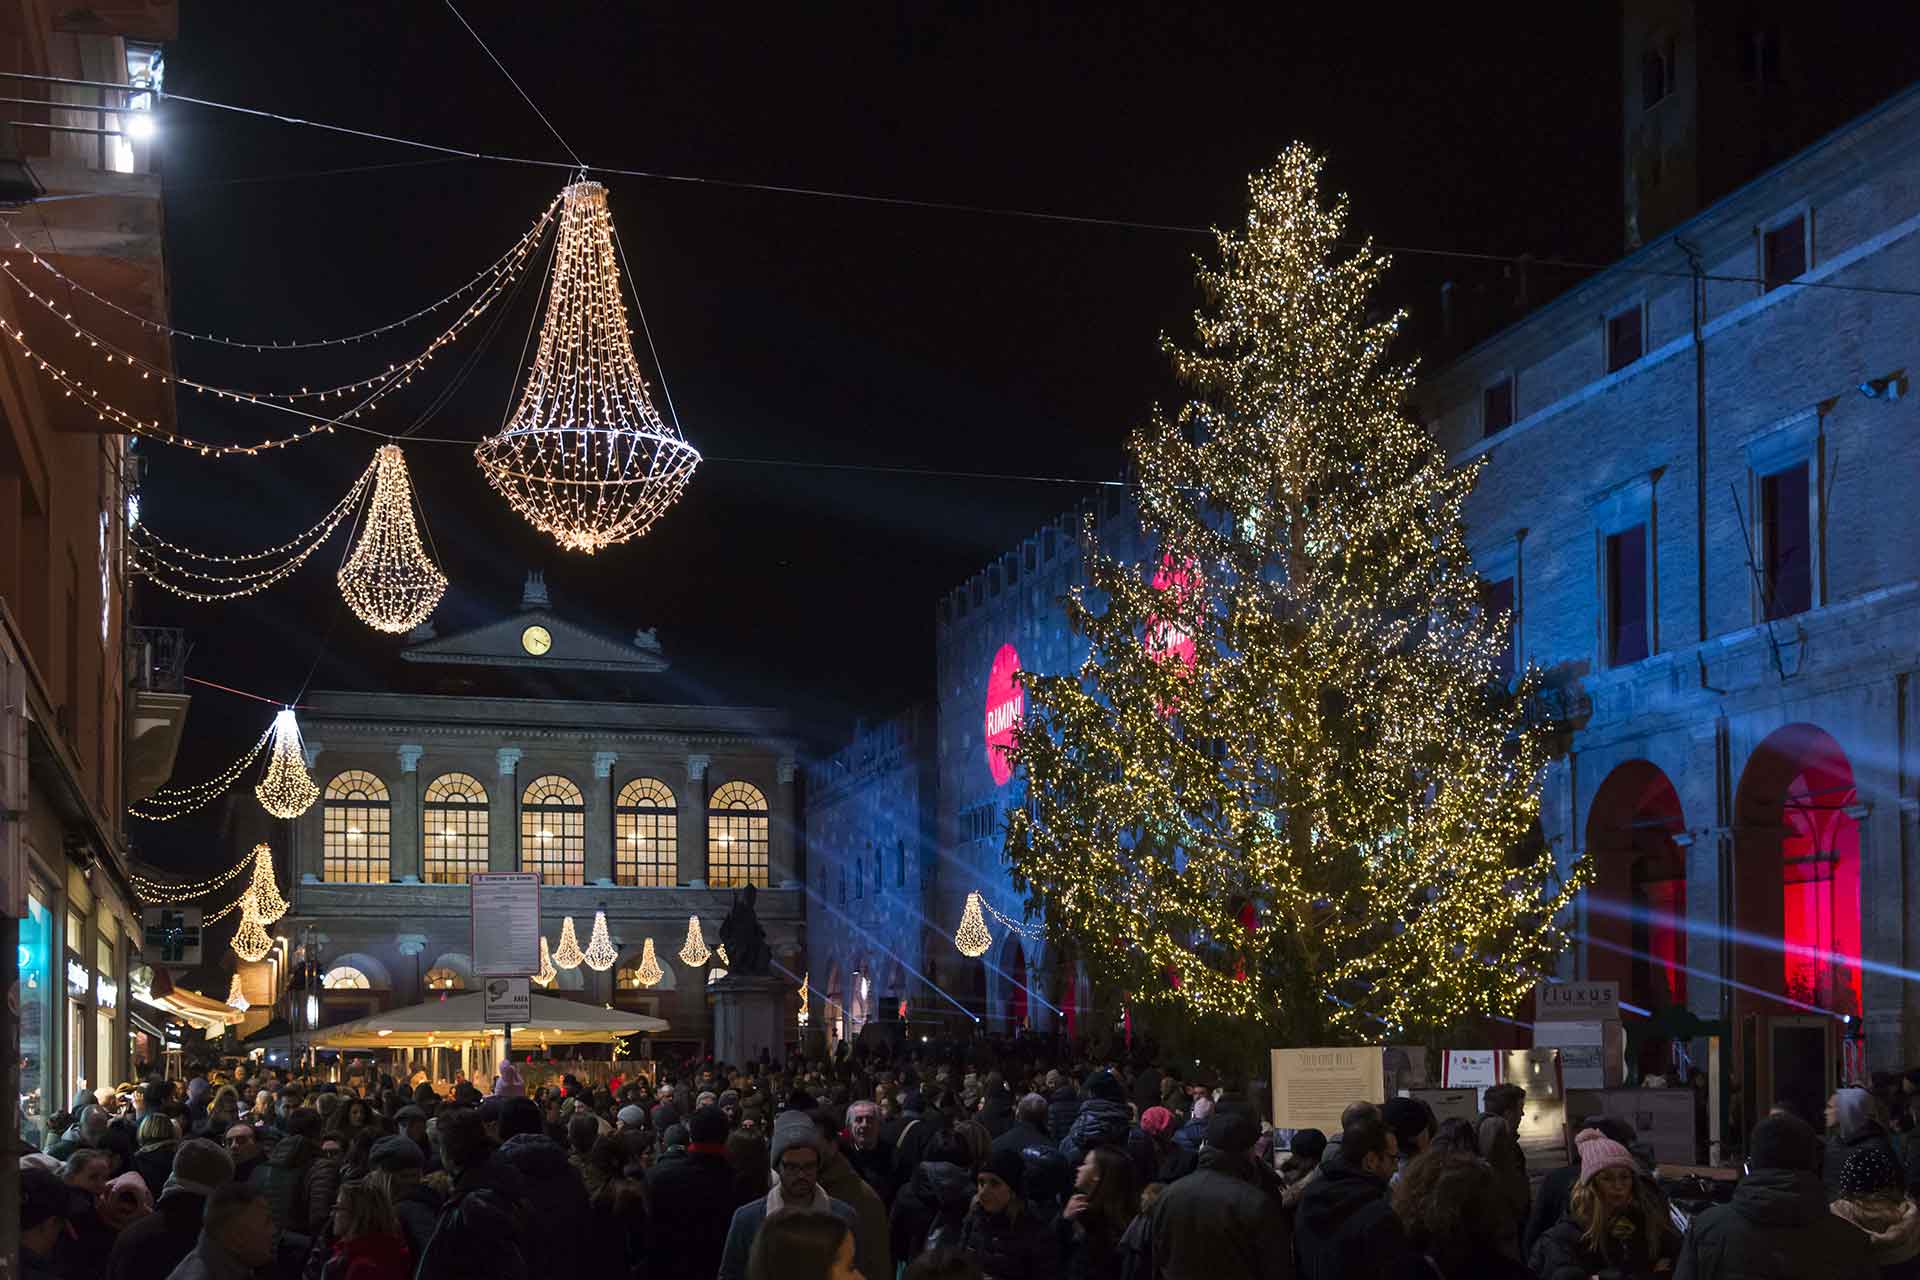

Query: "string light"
left=1002, top=144, right=1581, bottom=1039
left=553, top=916, right=584, bottom=970
left=226, top=975, right=250, bottom=1012
left=797, top=972, right=810, bottom=1026
left=978, top=894, right=1046, bottom=939
left=677, top=915, right=710, bottom=967
left=337, top=444, right=448, bottom=632
left=128, top=725, right=273, bottom=823
left=535, top=936, right=556, bottom=987
left=634, top=937, right=663, bottom=988
left=230, top=900, right=274, bottom=964
left=256, top=709, right=320, bottom=819
left=583, top=908, right=617, bottom=971
left=955, top=892, right=992, bottom=958
left=0, top=199, right=557, bottom=351
left=475, top=180, right=700, bottom=553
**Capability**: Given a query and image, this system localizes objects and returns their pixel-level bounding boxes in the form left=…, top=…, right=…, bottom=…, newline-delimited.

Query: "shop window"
left=19, top=894, right=51, bottom=1147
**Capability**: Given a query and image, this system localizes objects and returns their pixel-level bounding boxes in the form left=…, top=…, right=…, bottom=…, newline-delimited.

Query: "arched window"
left=423, top=773, right=489, bottom=884
left=520, top=775, right=585, bottom=885
left=615, top=778, right=677, bottom=887
left=423, top=966, right=466, bottom=991
left=707, top=781, right=769, bottom=887
left=322, top=966, right=370, bottom=990
left=323, top=771, right=390, bottom=883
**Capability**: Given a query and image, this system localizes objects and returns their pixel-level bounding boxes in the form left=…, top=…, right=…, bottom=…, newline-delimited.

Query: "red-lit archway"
left=1586, top=761, right=1688, bottom=1076
left=1734, top=724, right=1861, bottom=1022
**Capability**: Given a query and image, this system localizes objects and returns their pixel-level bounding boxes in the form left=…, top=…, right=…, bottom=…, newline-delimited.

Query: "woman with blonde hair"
left=1526, top=1129, right=1678, bottom=1279
left=323, top=1180, right=412, bottom=1280
left=132, top=1111, right=179, bottom=1200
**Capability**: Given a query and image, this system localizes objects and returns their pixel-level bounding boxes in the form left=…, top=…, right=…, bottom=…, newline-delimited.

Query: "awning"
left=143, top=986, right=245, bottom=1032
left=310, top=991, right=667, bottom=1050
left=128, top=1008, right=166, bottom=1040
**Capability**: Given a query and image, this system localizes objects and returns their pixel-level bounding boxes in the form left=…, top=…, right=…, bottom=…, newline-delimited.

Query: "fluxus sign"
left=1536, top=981, right=1620, bottom=1021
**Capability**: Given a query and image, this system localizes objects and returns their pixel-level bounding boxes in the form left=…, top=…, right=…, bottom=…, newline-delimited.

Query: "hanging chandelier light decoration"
left=584, top=907, right=618, bottom=972
left=337, top=444, right=448, bottom=633
left=678, top=914, right=710, bottom=967
left=128, top=724, right=274, bottom=822
left=955, top=891, right=993, bottom=958
left=255, top=709, right=320, bottom=819
left=553, top=916, right=585, bottom=970
left=474, top=180, right=700, bottom=554
left=226, top=974, right=250, bottom=1012
left=535, top=935, right=557, bottom=987
left=797, top=971, right=810, bottom=1026
left=230, top=901, right=274, bottom=964
left=634, top=937, right=663, bottom=988
left=244, top=845, right=288, bottom=924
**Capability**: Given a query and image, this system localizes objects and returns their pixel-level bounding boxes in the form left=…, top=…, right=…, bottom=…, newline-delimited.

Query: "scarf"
left=766, top=1182, right=832, bottom=1215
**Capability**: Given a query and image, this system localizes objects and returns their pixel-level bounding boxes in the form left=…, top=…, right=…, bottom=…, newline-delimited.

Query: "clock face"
left=521, top=625, right=553, bottom=656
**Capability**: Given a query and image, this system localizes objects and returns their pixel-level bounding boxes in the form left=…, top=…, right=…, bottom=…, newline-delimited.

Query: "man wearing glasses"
left=224, top=1123, right=266, bottom=1184
left=717, top=1108, right=863, bottom=1280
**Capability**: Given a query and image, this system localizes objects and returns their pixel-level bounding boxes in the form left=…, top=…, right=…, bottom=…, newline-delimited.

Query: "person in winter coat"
left=959, top=1147, right=1058, bottom=1280
left=1061, top=1070, right=1133, bottom=1167
left=166, top=1181, right=279, bottom=1280
left=1058, top=1145, right=1139, bottom=1280
left=746, top=1208, right=859, bottom=1280
left=1830, top=1144, right=1920, bottom=1279
left=19, top=1167, right=92, bottom=1280
left=1139, top=1108, right=1197, bottom=1185
left=893, top=1131, right=979, bottom=1263
left=105, top=1137, right=233, bottom=1280
left=497, top=1127, right=592, bottom=1278
left=1148, top=1108, right=1292, bottom=1280
left=647, top=1105, right=739, bottom=1280
left=847, top=1099, right=901, bottom=1208
left=719, top=1118, right=861, bottom=1280
left=1293, top=1115, right=1412, bottom=1280
left=322, top=1180, right=412, bottom=1280
left=1676, top=1112, right=1876, bottom=1280
left=807, top=1108, right=894, bottom=1280
left=414, top=1106, right=530, bottom=1280
left=581, top=1136, right=649, bottom=1279
left=135, top=1113, right=182, bottom=1201
left=1391, top=1150, right=1534, bottom=1280
left=1830, top=1088, right=1906, bottom=1200
left=1048, top=1074, right=1083, bottom=1145
left=1524, top=1114, right=1639, bottom=1257
left=263, top=1107, right=339, bottom=1235
left=365, top=1135, right=441, bottom=1264
left=1278, top=1129, right=1327, bottom=1211
left=1117, top=1180, right=1164, bottom=1280
left=992, top=1094, right=1052, bottom=1162
left=225, top=1123, right=267, bottom=1185
left=979, top=1080, right=1018, bottom=1139
left=1477, top=1084, right=1531, bottom=1245
left=1173, top=1095, right=1213, bottom=1153
left=1527, top=1128, right=1680, bottom=1280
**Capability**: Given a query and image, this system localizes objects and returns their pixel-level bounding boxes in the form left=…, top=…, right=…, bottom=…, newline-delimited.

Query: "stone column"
left=298, top=741, right=325, bottom=881
left=774, top=758, right=799, bottom=888
left=492, top=749, right=522, bottom=873
left=394, top=745, right=424, bottom=883
left=1856, top=801, right=1905, bottom=1073
left=682, top=755, right=710, bottom=886
left=588, top=752, right=618, bottom=885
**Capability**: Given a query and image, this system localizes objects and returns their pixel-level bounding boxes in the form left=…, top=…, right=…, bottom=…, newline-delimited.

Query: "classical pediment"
left=401, top=609, right=669, bottom=674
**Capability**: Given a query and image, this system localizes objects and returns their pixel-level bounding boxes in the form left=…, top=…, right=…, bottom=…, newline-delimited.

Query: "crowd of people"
left=17, top=1040, right=1920, bottom=1280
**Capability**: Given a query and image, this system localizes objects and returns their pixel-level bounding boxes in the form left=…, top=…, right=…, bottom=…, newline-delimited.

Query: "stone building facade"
left=284, top=585, right=803, bottom=1061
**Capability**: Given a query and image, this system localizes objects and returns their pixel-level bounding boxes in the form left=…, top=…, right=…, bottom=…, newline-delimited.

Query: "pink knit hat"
left=1575, top=1127, right=1635, bottom=1185
left=1140, top=1106, right=1176, bottom=1137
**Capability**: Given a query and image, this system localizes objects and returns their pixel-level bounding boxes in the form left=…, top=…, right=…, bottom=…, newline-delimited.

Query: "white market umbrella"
left=310, top=991, right=666, bottom=1050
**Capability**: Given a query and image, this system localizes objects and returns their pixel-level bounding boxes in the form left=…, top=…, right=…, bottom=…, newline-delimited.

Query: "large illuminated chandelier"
left=337, top=444, right=447, bottom=633
left=678, top=914, right=710, bottom=967
left=584, top=907, right=618, bottom=972
left=553, top=916, right=585, bottom=970
left=230, top=899, right=273, bottom=963
left=474, top=180, right=700, bottom=554
left=255, top=709, right=319, bottom=819
left=633, top=937, right=663, bottom=988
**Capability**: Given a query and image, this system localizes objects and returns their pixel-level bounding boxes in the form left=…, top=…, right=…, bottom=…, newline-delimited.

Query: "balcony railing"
left=128, top=626, right=189, bottom=694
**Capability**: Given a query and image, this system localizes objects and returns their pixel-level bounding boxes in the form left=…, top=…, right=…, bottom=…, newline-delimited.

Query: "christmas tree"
left=1004, top=146, right=1583, bottom=1047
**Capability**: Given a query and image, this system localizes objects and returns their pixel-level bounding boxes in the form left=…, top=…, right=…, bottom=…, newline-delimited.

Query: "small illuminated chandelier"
left=474, top=179, right=701, bottom=554
left=337, top=444, right=448, bottom=633
left=553, top=917, right=585, bottom=970
left=955, top=891, right=993, bottom=958
left=797, top=971, right=810, bottom=1026
left=535, top=936, right=557, bottom=987
left=255, top=709, right=319, bottom=819
left=634, top=937, right=663, bottom=988
left=678, top=914, right=710, bottom=967
left=225, top=974, right=250, bottom=1012
left=244, top=844, right=288, bottom=925
left=583, top=907, right=617, bottom=972
left=230, top=900, right=273, bottom=964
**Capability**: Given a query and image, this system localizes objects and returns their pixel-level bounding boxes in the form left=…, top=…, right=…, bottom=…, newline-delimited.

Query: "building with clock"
left=269, top=573, right=805, bottom=1064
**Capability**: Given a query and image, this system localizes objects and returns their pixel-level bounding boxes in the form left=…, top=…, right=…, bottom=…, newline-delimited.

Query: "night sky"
left=135, top=3, right=1618, bottom=882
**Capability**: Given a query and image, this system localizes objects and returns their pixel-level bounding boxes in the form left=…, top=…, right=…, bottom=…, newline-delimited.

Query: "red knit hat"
left=1140, top=1106, right=1175, bottom=1137
left=1575, top=1127, right=1635, bottom=1185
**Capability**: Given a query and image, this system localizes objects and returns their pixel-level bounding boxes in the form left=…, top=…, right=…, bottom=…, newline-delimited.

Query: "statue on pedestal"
left=717, top=884, right=772, bottom=976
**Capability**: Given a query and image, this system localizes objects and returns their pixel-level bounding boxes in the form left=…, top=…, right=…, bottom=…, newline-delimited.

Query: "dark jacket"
left=415, top=1185, right=527, bottom=1280
left=645, top=1145, right=739, bottom=1280
left=1174, top=1116, right=1209, bottom=1153
left=1059, top=1211, right=1130, bottom=1280
left=498, top=1132, right=591, bottom=1277
left=104, top=1186, right=209, bottom=1280
left=980, top=1088, right=1018, bottom=1138
left=263, top=1134, right=332, bottom=1234
left=993, top=1120, right=1051, bottom=1159
left=1476, top=1113, right=1529, bottom=1227
left=1061, top=1097, right=1133, bottom=1166
left=1050, top=1087, right=1083, bottom=1143
left=894, top=1112, right=945, bottom=1183
left=390, top=1180, right=444, bottom=1265
left=848, top=1136, right=899, bottom=1207
left=1527, top=1208, right=1680, bottom=1280
left=960, top=1199, right=1059, bottom=1280
left=1523, top=1163, right=1577, bottom=1257
left=1150, top=1138, right=1199, bottom=1185
left=1293, top=1160, right=1413, bottom=1280
left=1827, top=1121, right=1904, bottom=1199
left=583, top=1175, right=649, bottom=1280
left=135, top=1140, right=181, bottom=1201
left=1118, top=1211, right=1154, bottom=1280
left=1148, top=1148, right=1294, bottom=1280
left=1675, top=1167, right=1876, bottom=1280
left=892, top=1158, right=976, bottom=1261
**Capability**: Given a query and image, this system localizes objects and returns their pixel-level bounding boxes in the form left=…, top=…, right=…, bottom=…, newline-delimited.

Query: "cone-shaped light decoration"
left=678, top=914, right=710, bottom=967
left=255, top=709, right=319, bottom=819
left=226, top=973, right=250, bottom=1012
left=584, top=907, right=617, bottom=972
left=535, top=935, right=556, bottom=987
left=246, top=844, right=288, bottom=925
left=635, top=937, right=663, bottom=988
left=797, top=971, right=810, bottom=1026
left=955, top=891, right=993, bottom=958
left=553, top=916, right=584, bottom=970
left=715, top=944, right=730, bottom=968
left=338, top=444, right=448, bottom=633
left=474, top=180, right=701, bottom=554
left=231, top=901, right=273, bottom=963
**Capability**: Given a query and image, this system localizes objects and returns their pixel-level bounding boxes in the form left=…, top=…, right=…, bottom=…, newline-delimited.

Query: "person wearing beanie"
left=648, top=1106, right=745, bottom=1280
left=1527, top=1127, right=1679, bottom=1279
left=1524, top=1113, right=1638, bottom=1257
left=616, top=1103, right=648, bottom=1132
left=1138, top=1105, right=1197, bottom=1185
left=1676, top=1113, right=1876, bottom=1280
left=959, top=1143, right=1058, bottom=1279
left=1147, top=1102, right=1290, bottom=1280
left=1380, top=1097, right=1435, bottom=1183
left=1830, top=1143, right=1920, bottom=1278
left=103, top=1137, right=234, bottom=1280
left=717, top=1113, right=859, bottom=1280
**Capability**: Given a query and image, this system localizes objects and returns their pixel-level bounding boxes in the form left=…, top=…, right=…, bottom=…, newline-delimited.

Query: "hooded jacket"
left=891, top=1158, right=976, bottom=1261
left=1049, top=1086, right=1083, bottom=1143
left=105, top=1185, right=210, bottom=1280
left=135, top=1139, right=181, bottom=1201
left=496, top=1133, right=590, bottom=1277
left=1831, top=1195, right=1920, bottom=1279
left=1292, top=1159, right=1412, bottom=1280
left=1061, top=1097, right=1133, bottom=1167
left=1675, top=1166, right=1876, bottom=1280
left=1148, top=1148, right=1293, bottom=1280
left=645, top=1142, right=738, bottom=1280
left=961, top=1198, right=1059, bottom=1280
left=979, top=1088, right=1017, bottom=1138
left=263, top=1134, right=338, bottom=1235
left=1827, top=1089, right=1904, bottom=1199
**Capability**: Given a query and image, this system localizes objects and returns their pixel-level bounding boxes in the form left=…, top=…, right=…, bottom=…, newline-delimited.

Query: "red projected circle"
left=984, top=643, right=1024, bottom=786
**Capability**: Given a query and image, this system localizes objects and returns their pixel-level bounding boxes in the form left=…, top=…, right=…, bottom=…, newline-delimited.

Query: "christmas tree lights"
left=336, top=445, right=448, bottom=633
left=553, top=916, right=585, bottom=970
left=955, top=892, right=993, bottom=958
left=584, top=908, right=617, bottom=971
left=256, top=709, right=320, bottom=820
left=474, top=180, right=700, bottom=553
left=678, top=914, right=710, bottom=967
left=1003, top=145, right=1583, bottom=1045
